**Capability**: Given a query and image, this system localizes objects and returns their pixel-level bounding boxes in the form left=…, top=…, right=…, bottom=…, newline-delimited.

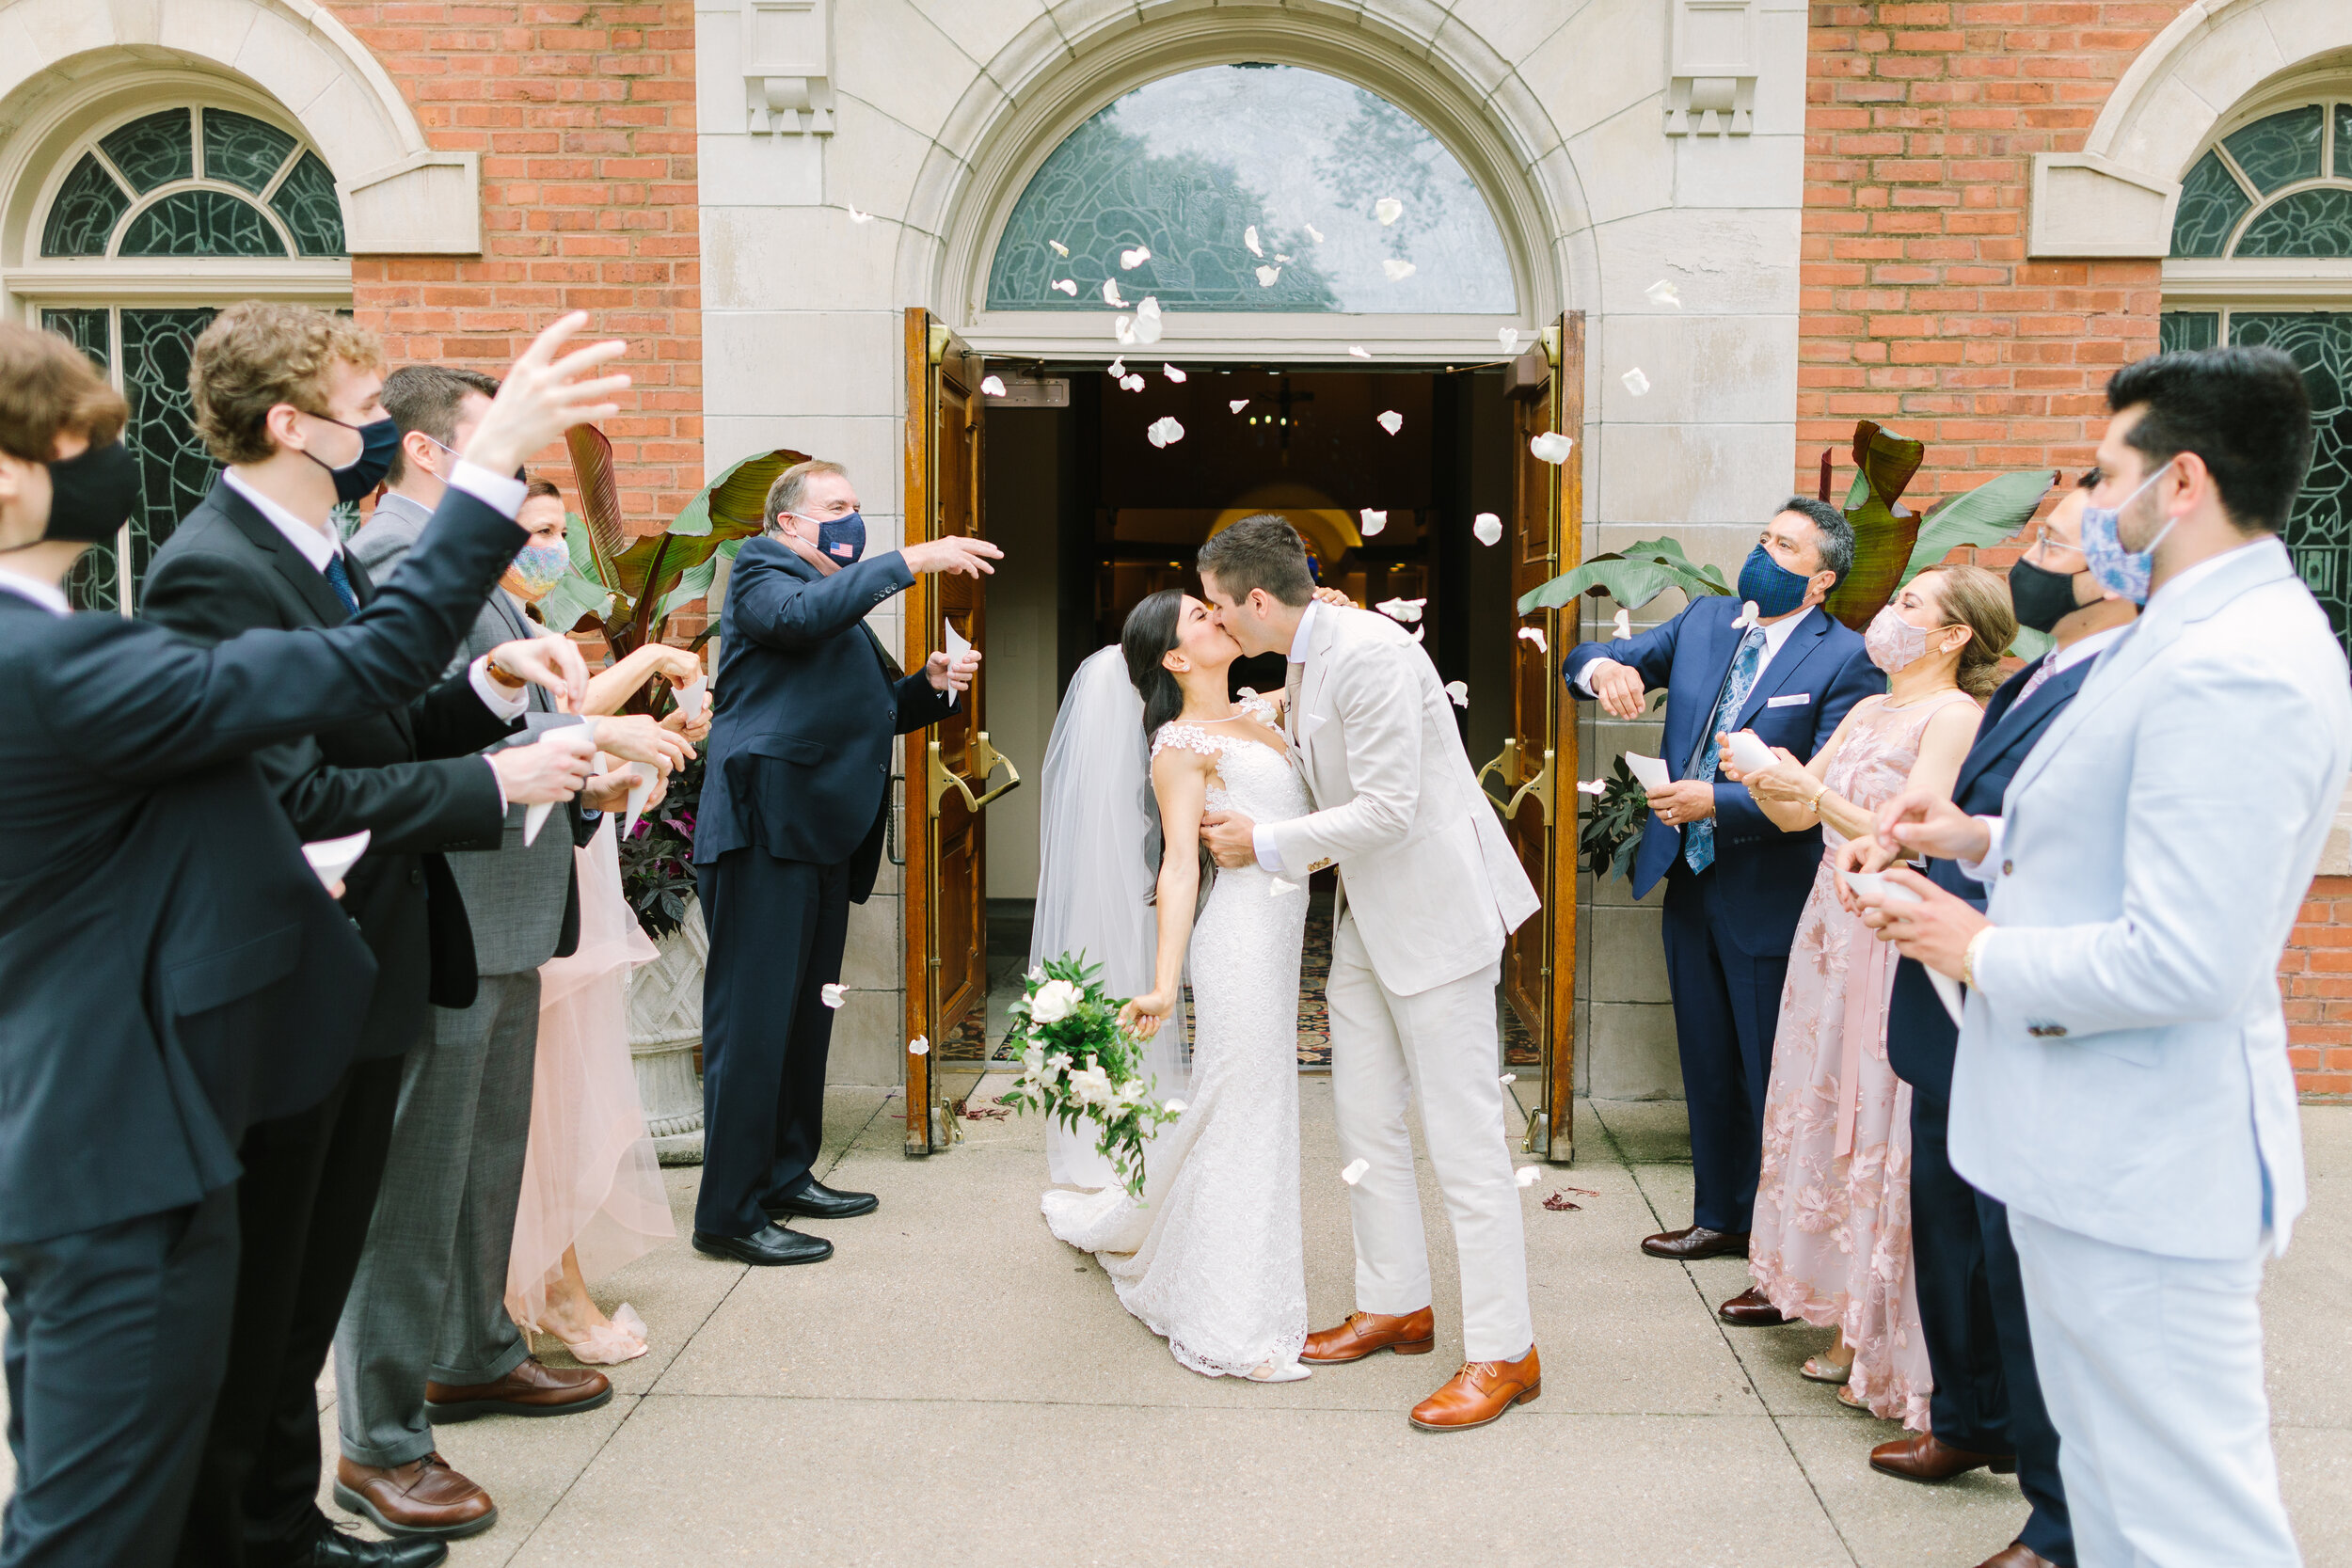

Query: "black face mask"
left=302, top=414, right=400, bottom=503
left=2008, top=555, right=2088, bottom=636
left=24, top=439, right=141, bottom=547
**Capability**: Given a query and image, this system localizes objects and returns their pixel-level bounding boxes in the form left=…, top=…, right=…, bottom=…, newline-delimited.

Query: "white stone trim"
left=2028, top=0, right=2352, bottom=259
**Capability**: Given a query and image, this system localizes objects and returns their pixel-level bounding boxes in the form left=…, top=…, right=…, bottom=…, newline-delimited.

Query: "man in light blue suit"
left=1870, top=345, right=2347, bottom=1568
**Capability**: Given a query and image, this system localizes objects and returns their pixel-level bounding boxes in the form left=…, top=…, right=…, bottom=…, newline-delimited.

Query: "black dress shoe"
left=764, top=1180, right=879, bottom=1221
left=290, top=1523, right=450, bottom=1567
left=1640, top=1225, right=1751, bottom=1260
left=692, top=1223, right=834, bottom=1265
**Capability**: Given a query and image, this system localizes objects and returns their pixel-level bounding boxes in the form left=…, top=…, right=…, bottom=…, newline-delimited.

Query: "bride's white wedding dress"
left=1041, top=708, right=1311, bottom=1378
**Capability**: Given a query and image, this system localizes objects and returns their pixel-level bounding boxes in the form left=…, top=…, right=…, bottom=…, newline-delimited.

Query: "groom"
left=1197, top=515, right=1543, bottom=1432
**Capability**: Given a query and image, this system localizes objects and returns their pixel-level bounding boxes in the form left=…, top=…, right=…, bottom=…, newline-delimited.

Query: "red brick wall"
left=326, top=0, right=701, bottom=535
left=2285, top=878, right=2352, bottom=1101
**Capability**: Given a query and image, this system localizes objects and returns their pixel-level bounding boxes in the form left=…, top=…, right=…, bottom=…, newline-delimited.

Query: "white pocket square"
left=1765, top=693, right=1811, bottom=708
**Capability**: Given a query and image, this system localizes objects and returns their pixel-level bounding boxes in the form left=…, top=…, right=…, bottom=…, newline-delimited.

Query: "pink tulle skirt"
left=505, top=817, right=675, bottom=1332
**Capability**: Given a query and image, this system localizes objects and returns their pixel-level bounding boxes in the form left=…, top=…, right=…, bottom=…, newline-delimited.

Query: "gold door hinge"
left=928, top=733, right=1021, bottom=816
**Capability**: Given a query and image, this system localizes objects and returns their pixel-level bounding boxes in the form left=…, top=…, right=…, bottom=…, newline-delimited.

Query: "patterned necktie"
left=1682, top=625, right=1767, bottom=874
left=322, top=552, right=358, bottom=615
left=2013, top=654, right=2058, bottom=707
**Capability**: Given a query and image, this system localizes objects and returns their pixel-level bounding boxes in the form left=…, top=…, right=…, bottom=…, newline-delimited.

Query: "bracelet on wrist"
left=1963, top=925, right=1995, bottom=990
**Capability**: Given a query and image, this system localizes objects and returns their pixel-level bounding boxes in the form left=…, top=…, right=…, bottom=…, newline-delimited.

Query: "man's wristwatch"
left=1962, top=925, right=1995, bottom=990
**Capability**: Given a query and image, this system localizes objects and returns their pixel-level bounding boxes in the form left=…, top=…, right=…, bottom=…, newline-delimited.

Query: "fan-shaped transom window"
left=987, top=64, right=1515, bottom=314
left=2169, top=102, right=2352, bottom=260
left=40, top=106, right=345, bottom=260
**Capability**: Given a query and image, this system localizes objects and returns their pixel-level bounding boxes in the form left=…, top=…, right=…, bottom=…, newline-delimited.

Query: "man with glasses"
left=1845, top=471, right=2134, bottom=1568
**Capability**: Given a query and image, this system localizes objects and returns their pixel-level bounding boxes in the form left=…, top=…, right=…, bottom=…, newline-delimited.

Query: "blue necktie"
left=322, top=553, right=358, bottom=615
left=1682, top=625, right=1767, bottom=874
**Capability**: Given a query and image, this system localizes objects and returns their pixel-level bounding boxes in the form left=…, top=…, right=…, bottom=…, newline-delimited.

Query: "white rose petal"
left=847, top=204, right=873, bottom=224
left=1500, top=1073, right=1518, bottom=1085
left=1518, top=626, right=1548, bottom=655
left=1375, top=409, right=1404, bottom=436
left=1576, top=778, right=1608, bottom=796
left=1613, top=608, right=1633, bottom=640
left=979, top=375, right=1007, bottom=398
left=1163, top=363, right=1186, bottom=383
left=1529, top=432, right=1574, bottom=465
left=1516, top=1166, right=1542, bottom=1187
left=1113, top=315, right=1136, bottom=345
left=1409, top=625, right=1425, bottom=643
left=1120, top=245, right=1152, bottom=270
left=1121, top=374, right=1146, bottom=392
left=1347, top=344, right=1373, bottom=359
left=1134, top=297, right=1164, bottom=344
left=1230, top=399, right=1249, bottom=414
left=1051, top=278, right=1078, bottom=295
left=1102, top=278, right=1125, bottom=307
left=1359, top=508, right=1387, bottom=536
left=820, top=983, right=846, bottom=1008
left=1255, top=264, right=1282, bottom=288
left=1163, top=1099, right=1187, bottom=1115
left=1621, top=367, right=1652, bottom=397
left=908, top=1035, right=930, bottom=1056
left=1733, top=600, right=1761, bottom=629
left=1244, top=225, right=1263, bottom=257
left=1048, top=239, right=1070, bottom=257
left=1645, top=277, right=1681, bottom=308
left=1146, top=415, right=1185, bottom=448
left=1381, top=258, right=1417, bottom=281
left=1342, top=1158, right=1371, bottom=1185
left=1499, top=326, right=1520, bottom=354
left=1274, top=253, right=1292, bottom=263
left=1107, top=356, right=1126, bottom=378
left=1375, top=596, right=1425, bottom=623
left=1444, top=680, right=1470, bottom=708
left=1304, top=223, right=1325, bottom=243
left=1472, top=513, right=1502, bottom=546
left=1375, top=197, right=1404, bottom=226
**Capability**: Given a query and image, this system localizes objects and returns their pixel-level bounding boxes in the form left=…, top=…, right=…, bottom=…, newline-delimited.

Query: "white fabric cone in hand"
left=621, top=760, right=659, bottom=841
left=521, top=724, right=601, bottom=847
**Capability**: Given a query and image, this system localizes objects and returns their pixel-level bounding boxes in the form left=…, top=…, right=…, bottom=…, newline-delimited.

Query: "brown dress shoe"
left=1641, top=1225, right=1749, bottom=1260
left=1715, top=1286, right=1792, bottom=1326
left=1974, top=1545, right=2058, bottom=1568
left=1409, top=1346, right=1540, bottom=1432
left=425, top=1355, right=612, bottom=1422
left=1871, top=1431, right=2018, bottom=1481
left=333, top=1452, right=496, bottom=1540
left=1299, top=1307, right=1436, bottom=1364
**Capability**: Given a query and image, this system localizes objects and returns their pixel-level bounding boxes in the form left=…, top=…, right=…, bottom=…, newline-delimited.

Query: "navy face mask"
left=304, top=413, right=400, bottom=503
left=1736, top=543, right=1814, bottom=619
left=797, top=509, right=866, bottom=565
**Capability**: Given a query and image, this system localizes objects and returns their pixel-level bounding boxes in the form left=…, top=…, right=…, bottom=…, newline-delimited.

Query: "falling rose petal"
left=1500, top=1073, right=1518, bottom=1085
left=1304, top=223, right=1324, bottom=243
left=979, top=374, right=1007, bottom=397
left=1543, top=1192, right=1581, bottom=1212
left=1146, top=415, right=1185, bottom=448
left=1376, top=409, right=1404, bottom=436
left=1102, top=278, right=1125, bottom=307
left=1052, top=278, right=1078, bottom=295
left=1163, top=364, right=1186, bottom=383
left=1529, top=431, right=1574, bottom=465
left=1274, top=253, right=1292, bottom=263
left=1444, top=680, right=1469, bottom=708
left=1164, top=1100, right=1187, bottom=1115
left=1113, top=315, right=1136, bottom=345
left=1342, top=1158, right=1370, bottom=1185
left=1120, top=245, right=1152, bottom=269
left=1409, top=625, right=1425, bottom=643
left=1621, top=367, right=1652, bottom=396
left=1108, top=356, right=1127, bottom=378
left=820, top=983, right=847, bottom=1008
left=1375, top=197, right=1404, bottom=226
left=1499, top=326, right=1520, bottom=354
left=1255, top=264, right=1282, bottom=288
left=1645, top=277, right=1681, bottom=308
left=1382, top=258, right=1417, bottom=281
left=1518, top=626, right=1548, bottom=655
left=1576, top=778, right=1608, bottom=796
left=1121, top=374, right=1146, bottom=392
left=1359, top=508, right=1387, bottom=536
left=1134, top=297, right=1165, bottom=344
left=1733, top=600, right=1761, bottom=629
left=1348, top=345, right=1373, bottom=359
left=909, top=1035, right=930, bottom=1056
left=1375, top=596, right=1425, bottom=623
left=1244, top=225, right=1263, bottom=257
left=1229, top=399, right=1249, bottom=414
left=1269, top=877, right=1300, bottom=897
left=847, top=204, right=873, bottom=223
left=1516, top=1166, right=1542, bottom=1188
left=1613, top=608, right=1633, bottom=640
left=1472, top=513, right=1502, bottom=546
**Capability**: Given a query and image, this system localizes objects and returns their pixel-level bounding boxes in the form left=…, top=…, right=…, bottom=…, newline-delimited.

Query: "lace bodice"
left=1150, top=702, right=1311, bottom=828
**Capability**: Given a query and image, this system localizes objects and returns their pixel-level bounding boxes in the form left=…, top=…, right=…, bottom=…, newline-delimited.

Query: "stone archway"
left=0, top=0, right=478, bottom=254
left=2029, top=0, right=2352, bottom=259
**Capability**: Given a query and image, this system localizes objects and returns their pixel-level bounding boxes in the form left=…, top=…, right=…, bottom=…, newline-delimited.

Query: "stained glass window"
left=2226, top=313, right=2352, bottom=653
left=2169, top=150, right=2252, bottom=258
left=2221, top=105, right=2323, bottom=196
left=2236, top=188, right=2352, bottom=259
left=202, top=109, right=296, bottom=194
left=2159, top=311, right=2218, bottom=354
left=988, top=64, right=1514, bottom=314
left=119, top=189, right=286, bottom=257
left=38, top=105, right=343, bottom=259
left=40, top=154, right=130, bottom=256
left=120, top=309, right=219, bottom=594
left=99, top=110, right=194, bottom=194
left=2169, top=101, right=2352, bottom=261
left=270, top=152, right=346, bottom=257
left=43, top=309, right=119, bottom=613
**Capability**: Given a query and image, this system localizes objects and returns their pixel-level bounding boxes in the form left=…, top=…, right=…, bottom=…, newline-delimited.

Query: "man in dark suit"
left=1561, top=499, right=1880, bottom=1280
left=1859, top=478, right=2132, bottom=1568
left=691, top=460, right=993, bottom=1264
left=0, top=315, right=622, bottom=1568
left=140, top=306, right=612, bottom=1568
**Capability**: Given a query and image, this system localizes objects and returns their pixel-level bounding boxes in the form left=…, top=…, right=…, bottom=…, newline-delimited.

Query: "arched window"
left=986, top=64, right=1515, bottom=317
left=2164, top=98, right=2352, bottom=655
left=18, top=101, right=349, bottom=612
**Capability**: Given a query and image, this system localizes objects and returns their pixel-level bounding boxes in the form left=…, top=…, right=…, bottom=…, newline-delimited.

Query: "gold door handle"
left=928, top=732, right=1021, bottom=816
left=1502, top=748, right=1555, bottom=827
left=1475, top=738, right=1521, bottom=812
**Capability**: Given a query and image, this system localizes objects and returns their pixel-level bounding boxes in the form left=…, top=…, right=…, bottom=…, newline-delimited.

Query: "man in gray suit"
left=1869, top=346, right=2348, bottom=1568
left=333, top=367, right=691, bottom=1541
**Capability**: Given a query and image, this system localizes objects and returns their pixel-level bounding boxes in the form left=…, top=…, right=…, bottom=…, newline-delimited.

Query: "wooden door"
left=901, top=309, right=1015, bottom=1155
left=1482, top=314, right=1583, bottom=1162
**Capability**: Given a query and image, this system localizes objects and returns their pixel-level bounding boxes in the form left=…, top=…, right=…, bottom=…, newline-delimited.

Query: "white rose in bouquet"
left=1069, top=1062, right=1114, bottom=1106
left=1044, top=1052, right=1072, bottom=1082
left=1029, top=978, right=1085, bottom=1023
left=1115, top=1078, right=1149, bottom=1106
left=1021, top=1045, right=1046, bottom=1081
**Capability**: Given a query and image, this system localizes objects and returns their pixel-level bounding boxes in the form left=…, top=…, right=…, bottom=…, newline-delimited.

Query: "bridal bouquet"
left=997, top=954, right=1181, bottom=1200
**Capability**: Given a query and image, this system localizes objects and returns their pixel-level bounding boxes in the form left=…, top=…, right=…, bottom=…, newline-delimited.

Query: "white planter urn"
left=627, top=895, right=708, bottom=1164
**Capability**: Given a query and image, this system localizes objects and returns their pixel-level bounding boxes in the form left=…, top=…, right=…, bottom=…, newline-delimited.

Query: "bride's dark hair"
left=1120, top=588, right=1188, bottom=736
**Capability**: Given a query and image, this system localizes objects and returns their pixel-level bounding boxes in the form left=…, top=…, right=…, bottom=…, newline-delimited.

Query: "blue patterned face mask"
left=2079, top=467, right=2172, bottom=605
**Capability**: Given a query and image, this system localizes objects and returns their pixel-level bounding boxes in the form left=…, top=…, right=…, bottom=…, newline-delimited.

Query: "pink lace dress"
left=1748, top=689, right=1979, bottom=1430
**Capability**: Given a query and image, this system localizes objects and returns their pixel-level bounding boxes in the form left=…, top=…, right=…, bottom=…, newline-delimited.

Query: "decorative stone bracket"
left=343, top=150, right=483, bottom=255
left=742, top=0, right=835, bottom=135
left=1666, top=0, right=1756, bottom=136
left=2027, top=154, right=2179, bottom=259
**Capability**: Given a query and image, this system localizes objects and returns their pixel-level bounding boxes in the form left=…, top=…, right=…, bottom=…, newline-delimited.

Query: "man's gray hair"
left=1778, top=496, right=1854, bottom=582
left=763, top=459, right=849, bottom=530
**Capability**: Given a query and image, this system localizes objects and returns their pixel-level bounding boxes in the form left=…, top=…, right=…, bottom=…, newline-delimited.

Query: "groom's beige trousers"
left=1327, top=911, right=1534, bottom=1363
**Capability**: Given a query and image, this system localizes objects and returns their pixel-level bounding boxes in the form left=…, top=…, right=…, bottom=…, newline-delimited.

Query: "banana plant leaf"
left=564, top=424, right=629, bottom=591
left=1898, top=467, right=2057, bottom=586
left=1823, top=420, right=1928, bottom=631
left=1517, top=535, right=1730, bottom=614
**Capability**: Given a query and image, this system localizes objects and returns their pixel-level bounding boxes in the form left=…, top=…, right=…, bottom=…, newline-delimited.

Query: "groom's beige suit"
left=1263, top=601, right=1540, bottom=1361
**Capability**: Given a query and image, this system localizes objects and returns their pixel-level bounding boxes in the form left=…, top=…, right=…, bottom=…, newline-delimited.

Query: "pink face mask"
left=1864, top=605, right=1955, bottom=673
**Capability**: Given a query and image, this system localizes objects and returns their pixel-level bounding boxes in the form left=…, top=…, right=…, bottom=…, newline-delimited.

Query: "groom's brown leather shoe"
left=1299, top=1307, right=1436, bottom=1363
left=1408, top=1345, right=1540, bottom=1431
left=1641, top=1224, right=1749, bottom=1259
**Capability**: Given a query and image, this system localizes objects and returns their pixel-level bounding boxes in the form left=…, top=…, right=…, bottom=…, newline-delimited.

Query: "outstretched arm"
left=1119, top=750, right=1210, bottom=1039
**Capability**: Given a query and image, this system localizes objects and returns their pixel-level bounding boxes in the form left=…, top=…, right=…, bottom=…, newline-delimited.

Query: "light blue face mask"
left=2078, top=467, right=2173, bottom=606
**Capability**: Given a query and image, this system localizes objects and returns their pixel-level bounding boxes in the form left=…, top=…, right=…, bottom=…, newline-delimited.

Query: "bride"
left=1035, top=588, right=1327, bottom=1383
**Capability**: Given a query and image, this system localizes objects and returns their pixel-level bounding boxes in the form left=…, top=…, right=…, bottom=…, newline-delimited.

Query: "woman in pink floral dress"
left=1717, top=563, right=2016, bottom=1426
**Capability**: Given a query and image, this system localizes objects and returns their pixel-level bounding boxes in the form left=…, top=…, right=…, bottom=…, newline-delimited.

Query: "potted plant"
left=540, top=429, right=808, bottom=1159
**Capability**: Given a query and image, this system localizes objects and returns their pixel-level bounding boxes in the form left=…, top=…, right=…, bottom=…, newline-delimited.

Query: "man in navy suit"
left=690, top=461, right=994, bottom=1265
left=1562, top=499, right=1879, bottom=1274
left=1858, top=476, right=2132, bottom=1568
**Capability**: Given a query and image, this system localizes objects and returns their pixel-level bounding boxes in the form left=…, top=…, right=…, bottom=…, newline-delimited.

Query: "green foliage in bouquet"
left=1578, top=755, right=1654, bottom=883
left=997, top=954, right=1183, bottom=1200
